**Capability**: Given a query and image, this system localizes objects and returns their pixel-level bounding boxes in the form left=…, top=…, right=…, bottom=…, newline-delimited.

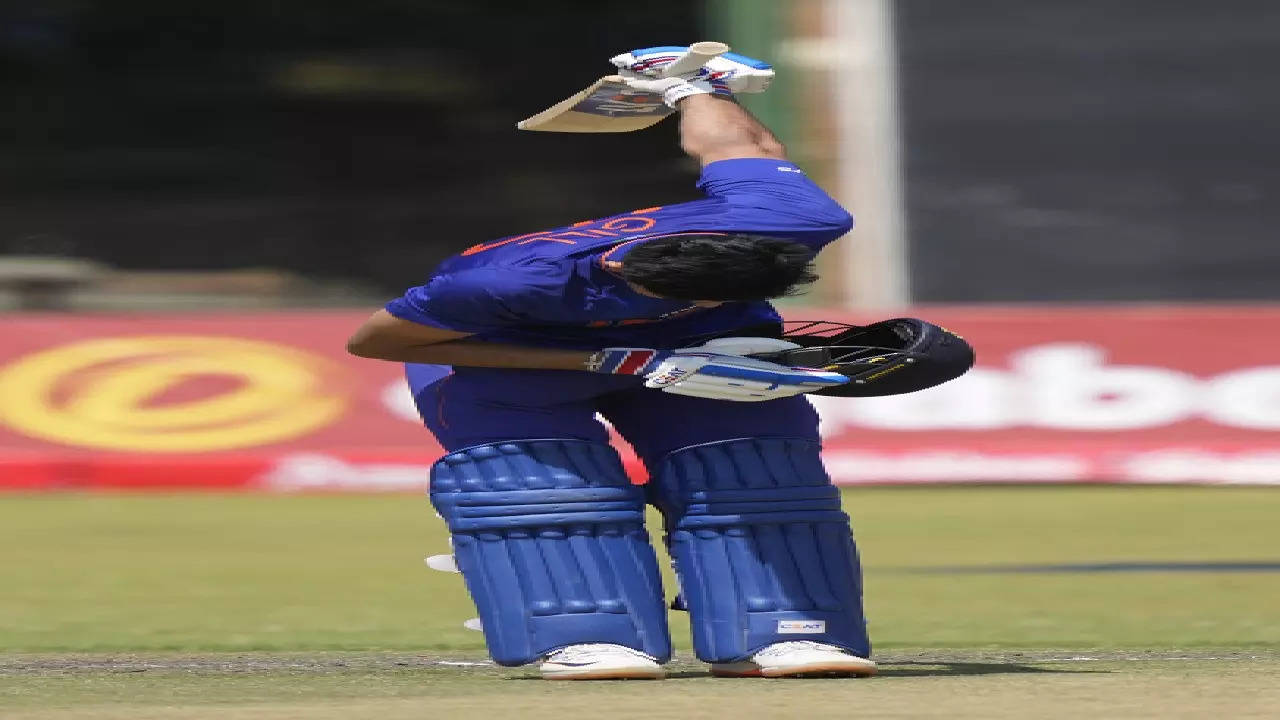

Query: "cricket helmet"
left=750, top=318, right=975, bottom=397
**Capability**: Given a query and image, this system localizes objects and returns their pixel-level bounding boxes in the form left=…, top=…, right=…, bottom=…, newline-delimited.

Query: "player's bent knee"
left=652, top=437, right=870, bottom=662
left=430, top=440, right=671, bottom=666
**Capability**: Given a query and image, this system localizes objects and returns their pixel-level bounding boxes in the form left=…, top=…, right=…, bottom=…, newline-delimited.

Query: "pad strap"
left=431, top=440, right=670, bottom=665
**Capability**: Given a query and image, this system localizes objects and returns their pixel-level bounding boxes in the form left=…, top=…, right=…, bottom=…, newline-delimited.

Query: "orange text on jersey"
left=460, top=207, right=663, bottom=256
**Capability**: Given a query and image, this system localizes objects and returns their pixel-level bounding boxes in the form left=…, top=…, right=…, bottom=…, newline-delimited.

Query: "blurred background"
left=3, top=0, right=1278, bottom=311
left=1, top=0, right=1279, bottom=485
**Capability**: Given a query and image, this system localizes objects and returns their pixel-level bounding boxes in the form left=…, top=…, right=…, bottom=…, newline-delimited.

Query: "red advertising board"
left=1, top=306, right=1278, bottom=491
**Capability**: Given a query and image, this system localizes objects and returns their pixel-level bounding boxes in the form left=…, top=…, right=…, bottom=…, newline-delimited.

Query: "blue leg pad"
left=652, top=437, right=870, bottom=663
left=430, top=440, right=671, bottom=666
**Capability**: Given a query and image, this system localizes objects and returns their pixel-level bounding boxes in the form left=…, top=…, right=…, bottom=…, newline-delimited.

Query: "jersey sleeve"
left=384, top=268, right=525, bottom=333
left=696, top=158, right=855, bottom=250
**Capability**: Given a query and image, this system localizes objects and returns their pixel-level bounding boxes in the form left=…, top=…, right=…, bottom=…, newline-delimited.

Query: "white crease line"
left=1024, top=656, right=1264, bottom=663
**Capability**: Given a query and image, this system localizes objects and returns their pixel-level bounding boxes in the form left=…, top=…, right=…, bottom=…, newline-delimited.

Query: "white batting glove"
left=590, top=338, right=847, bottom=402
left=647, top=337, right=849, bottom=402
left=610, top=45, right=775, bottom=95
left=589, top=338, right=795, bottom=376
left=682, top=337, right=803, bottom=356
left=614, top=70, right=716, bottom=108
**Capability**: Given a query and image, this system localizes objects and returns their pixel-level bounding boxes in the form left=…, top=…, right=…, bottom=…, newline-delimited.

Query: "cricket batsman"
left=348, top=46, right=973, bottom=679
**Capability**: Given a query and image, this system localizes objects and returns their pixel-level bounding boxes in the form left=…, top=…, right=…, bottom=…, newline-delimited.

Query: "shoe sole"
left=712, top=661, right=878, bottom=679
left=542, top=667, right=666, bottom=681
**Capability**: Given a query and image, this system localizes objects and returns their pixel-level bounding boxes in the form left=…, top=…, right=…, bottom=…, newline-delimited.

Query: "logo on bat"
left=581, top=89, right=667, bottom=117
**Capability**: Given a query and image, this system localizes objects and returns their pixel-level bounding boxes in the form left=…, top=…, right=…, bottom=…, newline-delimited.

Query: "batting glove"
left=610, top=45, right=775, bottom=95
left=590, top=338, right=849, bottom=402
left=586, top=338, right=789, bottom=375
left=587, top=347, right=673, bottom=375
left=609, top=71, right=714, bottom=108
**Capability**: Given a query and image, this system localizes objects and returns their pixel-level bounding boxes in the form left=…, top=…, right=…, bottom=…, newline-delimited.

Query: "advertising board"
left=1, top=307, right=1276, bottom=490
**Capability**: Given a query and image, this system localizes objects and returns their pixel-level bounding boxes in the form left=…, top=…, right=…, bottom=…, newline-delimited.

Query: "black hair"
left=618, top=233, right=819, bottom=301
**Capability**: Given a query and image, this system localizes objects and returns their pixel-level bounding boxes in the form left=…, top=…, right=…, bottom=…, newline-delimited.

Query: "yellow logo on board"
left=0, top=336, right=348, bottom=452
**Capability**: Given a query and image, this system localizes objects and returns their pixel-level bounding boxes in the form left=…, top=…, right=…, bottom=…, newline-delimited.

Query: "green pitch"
left=2, top=487, right=1278, bottom=718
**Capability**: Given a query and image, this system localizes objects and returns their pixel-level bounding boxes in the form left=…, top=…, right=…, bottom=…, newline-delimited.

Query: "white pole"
left=830, top=0, right=910, bottom=309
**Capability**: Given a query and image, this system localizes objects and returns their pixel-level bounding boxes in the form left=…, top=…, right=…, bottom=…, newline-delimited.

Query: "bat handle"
left=658, top=41, right=730, bottom=78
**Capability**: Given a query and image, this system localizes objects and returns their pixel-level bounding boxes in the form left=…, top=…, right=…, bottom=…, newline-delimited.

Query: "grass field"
left=2, top=487, right=1278, bottom=718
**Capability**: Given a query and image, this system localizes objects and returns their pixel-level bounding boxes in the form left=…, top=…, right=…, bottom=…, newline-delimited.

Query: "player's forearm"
left=353, top=338, right=592, bottom=371
left=676, top=94, right=786, bottom=166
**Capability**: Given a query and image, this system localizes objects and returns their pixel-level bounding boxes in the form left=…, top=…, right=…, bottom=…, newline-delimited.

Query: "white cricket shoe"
left=711, top=640, right=877, bottom=678
left=539, top=643, right=665, bottom=680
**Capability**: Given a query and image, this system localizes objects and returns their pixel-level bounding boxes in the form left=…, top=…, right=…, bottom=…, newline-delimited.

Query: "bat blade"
left=516, top=76, right=672, bottom=133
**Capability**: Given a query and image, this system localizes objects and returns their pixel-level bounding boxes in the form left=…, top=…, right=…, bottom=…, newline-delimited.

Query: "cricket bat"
left=516, top=41, right=730, bottom=133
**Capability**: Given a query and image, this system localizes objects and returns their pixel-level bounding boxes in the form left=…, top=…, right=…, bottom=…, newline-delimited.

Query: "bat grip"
left=658, top=41, right=730, bottom=78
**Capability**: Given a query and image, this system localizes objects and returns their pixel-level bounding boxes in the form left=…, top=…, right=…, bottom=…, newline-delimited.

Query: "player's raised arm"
left=674, top=94, right=786, bottom=166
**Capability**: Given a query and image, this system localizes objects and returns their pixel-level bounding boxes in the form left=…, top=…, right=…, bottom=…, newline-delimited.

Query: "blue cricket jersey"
left=385, top=158, right=853, bottom=350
